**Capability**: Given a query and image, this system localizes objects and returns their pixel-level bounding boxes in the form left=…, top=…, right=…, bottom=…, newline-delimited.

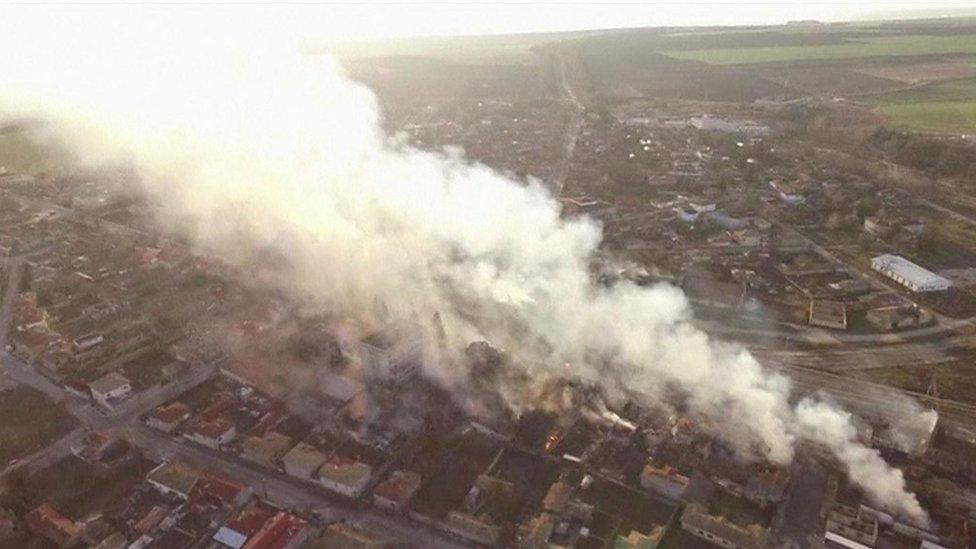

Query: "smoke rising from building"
left=0, top=10, right=929, bottom=524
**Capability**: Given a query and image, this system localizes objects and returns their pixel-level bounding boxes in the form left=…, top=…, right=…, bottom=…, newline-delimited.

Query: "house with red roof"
left=372, top=470, right=421, bottom=512
left=146, top=401, right=192, bottom=433
left=195, top=473, right=253, bottom=510
left=242, top=511, right=311, bottom=549
left=24, top=504, right=82, bottom=548
left=185, top=418, right=237, bottom=449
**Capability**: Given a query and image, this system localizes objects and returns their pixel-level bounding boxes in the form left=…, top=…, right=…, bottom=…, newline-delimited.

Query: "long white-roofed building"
left=871, top=254, right=951, bottom=293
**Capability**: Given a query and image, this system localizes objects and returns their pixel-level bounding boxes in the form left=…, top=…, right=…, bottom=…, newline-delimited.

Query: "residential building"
left=146, top=461, right=201, bottom=500
left=63, top=379, right=90, bottom=400
left=241, top=432, right=294, bottom=469
left=89, top=372, right=132, bottom=409
left=213, top=503, right=278, bottom=549
left=640, top=463, right=690, bottom=501
left=317, top=455, right=373, bottom=498
left=681, top=503, right=770, bottom=549
left=146, top=402, right=192, bottom=433
left=542, top=481, right=573, bottom=514
left=91, top=531, right=127, bottom=549
left=444, top=510, right=504, bottom=547
left=353, top=322, right=423, bottom=383
left=196, top=473, right=253, bottom=510
left=616, top=527, right=664, bottom=549
left=743, top=470, right=789, bottom=507
left=372, top=470, right=422, bottom=512
left=825, top=505, right=878, bottom=548
left=242, top=511, right=311, bottom=549
left=184, top=419, right=237, bottom=449
left=518, top=513, right=556, bottom=547
left=281, top=442, right=327, bottom=480
left=24, top=504, right=82, bottom=548
left=540, top=480, right=593, bottom=523
left=70, top=431, right=126, bottom=464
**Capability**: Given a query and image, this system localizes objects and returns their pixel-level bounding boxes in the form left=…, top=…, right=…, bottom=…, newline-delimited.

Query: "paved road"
left=548, top=53, right=585, bottom=197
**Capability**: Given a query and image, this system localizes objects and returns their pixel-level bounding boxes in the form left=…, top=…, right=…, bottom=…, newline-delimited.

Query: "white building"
left=675, top=207, right=699, bottom=223
left=353, top=322, right=423, bottom=383
left=184, top=420, right=237, bottom=449
left=89, top=372, right=132, bottom=409
left=871, top=254, right=951, bottom=293
left=689, top=116, right=770, bottom=136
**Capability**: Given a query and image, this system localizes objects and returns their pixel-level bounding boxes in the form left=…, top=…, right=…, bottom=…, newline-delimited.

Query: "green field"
left=879, top=78, right=976, bottom=133
left=880, top=101, right=976, bottom=133
left=662, top=35, right=976, bottom=65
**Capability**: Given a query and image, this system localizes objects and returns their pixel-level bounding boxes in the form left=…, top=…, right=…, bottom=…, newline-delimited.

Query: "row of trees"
left=871, top=128, right=976, bottom=179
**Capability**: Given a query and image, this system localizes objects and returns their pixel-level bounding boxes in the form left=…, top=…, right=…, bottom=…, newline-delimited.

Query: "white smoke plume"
left=794, top=398, right=927, bottom=520
left=0, top=8, right=929, bottom=525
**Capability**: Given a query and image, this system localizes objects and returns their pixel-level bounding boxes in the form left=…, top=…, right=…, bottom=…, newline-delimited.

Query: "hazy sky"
left=312, top=1, right=976, bottom=41
left=7, top=2, right=976, bottom=44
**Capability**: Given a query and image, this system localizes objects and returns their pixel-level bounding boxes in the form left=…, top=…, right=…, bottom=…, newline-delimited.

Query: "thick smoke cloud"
left=0, top=9, right=929, bottom=524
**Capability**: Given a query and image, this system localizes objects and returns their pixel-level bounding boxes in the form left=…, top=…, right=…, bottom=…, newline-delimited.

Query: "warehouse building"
left=870, top=255, right=951, bottom=293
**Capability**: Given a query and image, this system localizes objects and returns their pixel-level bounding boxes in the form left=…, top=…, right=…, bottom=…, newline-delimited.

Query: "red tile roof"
left=188, top=418, right=234, bottom=440
left=63, top=378, right=90, bottom=393
left=151, top=401, right=191, bottom=424
left=195, top=472, right=249, bottom=506
left=226, top=503, right=278, bottom=538
left=373, top=470, right=421, bottom=507
left=25, top=504, right=81, bottom=548
left=243, top=511, right=309, bottom=549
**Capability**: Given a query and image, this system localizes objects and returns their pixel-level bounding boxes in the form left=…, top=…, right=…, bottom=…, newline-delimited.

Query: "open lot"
left=853, top=360, right=976, bottom=405
left=411, top=430, right=499, bottom=519
left=19, top=454, right=151, bottom=518
left=0, top=386, right=77, bottom=465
